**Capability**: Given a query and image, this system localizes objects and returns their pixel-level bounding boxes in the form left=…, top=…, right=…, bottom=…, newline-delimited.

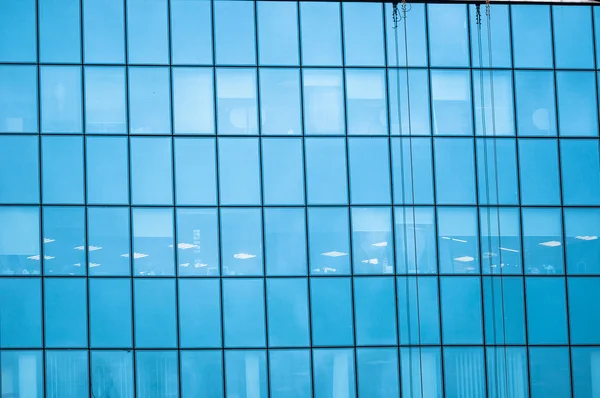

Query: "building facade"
left=1, top=0, right=600, bottom=397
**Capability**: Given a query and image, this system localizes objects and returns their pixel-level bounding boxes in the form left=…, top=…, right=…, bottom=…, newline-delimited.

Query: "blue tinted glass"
left=41, top=136, right=84, bottom=203
left=308, top=207, right=351, bottom=275
left=568, top=277, right=600, bottom=344
left=0, top=207, right=40, bottom=275
left=262, top=138, right=304, bottom=205
left=385, top=4, right=428, bottom=67
left=84, top=67, right=127, bottom=133
left=129, top=67, right=171, bottom=134
left=476, top=138, right=519, bottom=205
left=0, top=277, right=41, bottom=347
left=515, top=71, right=557, bottom=136
left=305, top=138, right=348, bottom=204
left=180, top=350, right=223, bottom=398
left=218, top=138, right=261, bottom=205
left=127, top=0, right=168, bottom=64
left=469, top=5, right=512, bottom=68
left=522, top=208, right=564, bottom=275
left=391, top=138, right=434, bottom=204
left=354, top=277, right=397, bottom=345
left=45, top=351, right=88, bottom=398
left=561, top=140, right=600, bottom=205
left=313, top=349, right=356, bottom=398
left=443, top=347, right=485, bottom=398
left=170, top=0, right=212, bottom=65
left=440, top=277, right=483, bottom=344
left=132, top=208, right=175, bottom=276
left=572, top=347, right=600, bottom=397
left=91, top=351, right=134, bottom=398
left=131, top=137, right=173, bottom=205
left=518, top=139, right=561, bottom=205
left=357, top=348, right=399, bottom=398
left=88, top=207, right=130, bottom=276
left=136, top=351, right=179, bottom=398
left=303, top=69, right=345, bottom=134
left=486, top=347, right=529, bottom=398
left=349, top=138, right=390, bottom=204
left=397, top=276, right=440, bottom=344
left=388, top=69, right=431, bottom=135
left=269, top=350, right=312, bottom=398
left=43, top=207, right=85, bottom=276
left=257, top=2, right=299, bottom=65
left=557, top=72, right=598, bottom=137
left=0, top=0, right=36, bottom=62
left=428, top=4, right=469, bottom=67
left=525, top=277, right=568, bottom=344
left=44, top=278, right=87, bottom=347
left=39, top=0, right=80, bottom=63
left=134, top=279, right=177, bottom=348
left=434, top=138, right=476, bottom=204
left=479, top=207, right=522, bottom=275
left=173, top=68, right=214, bottom=134
left=395, top=207, right=438, bottom=275
left=264, top=208, right=307, bottom=276
left=351, top=207, right=394, bottom=274
left=83, top=0, right=124, bottom=63
left=0, top=65, right=38, bottom=133
left=431, top=70, right=473, bottom=135
left=310, top=278, right=354, bottom=346
left=259, top=68, right=302, bottom=135
left=214, top=1, right=255, bottom=65
left=41, top=66, right=83, bottom=133
left=529, top=347, right=571, bottom=398
left=483, top=277, right=526, bottom=344
left=400, top=347, right=443, bottom=398
left=300, top=2, right=341, bottom=66
left=223, top=279, right=266, bottom=347
left=512, top=5, right=553, bottom=68
left=0, top=135, right=39, bottom=203
left=178, top=279, right=222, bottom=347
left=343, top=3, right=384, bottom=66
left=175, top=138, right=217, bottom=205
left=473, top=71, right=515, bottom=136
left=216, top=68, right=258, bottom=135
left=89, top=278, right=132, bottom=348
left=177, top=208, right=220, bottom=276
left=0, top=350, right=43, bottom=397
left=221, top=208, right=263, bottom=276
left=346, top=70, right=387, bottom=135
left=225, top=351, right=267, bottom=398
left=267, top=278, right=310, bottom=347
left=553, top=6, right=594, bottom=68
left=86, top=136, right=128, bottom=204
left=565, top=208, right=600, bottom=274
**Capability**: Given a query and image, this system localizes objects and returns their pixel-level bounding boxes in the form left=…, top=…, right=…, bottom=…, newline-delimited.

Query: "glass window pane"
left=431, top=70, right=473, bottom=135
left=397, top=276, right=440, bottom=344
left=131, top=137, right=173, bottom=205
left=512, top=5, right=553, bottom=68
left=134, top=279, right=177, bottom=348
left=218, top=138, right=261, bottom=205
left=526, top=277, right=568, bottom=344
left=86, top=136, right=128, bottom=204
left=83, top=0, right=125, bottom=63
left=343, top=2, right=384, bottom=66
left=39, top=0, right=80, bottom=63
left=43, top=206, right=85, bottom=276
left=221, top=208, right=263, bottom=276
left=177, top=208, right=220, bottom=276
left=486, top=347, right=529, bottom=398
left=136, top=351, right=179, bottom=398
left=305, top=138, right=348, bottom=205
left=300, top=2, right=341, bottom=66
left=351, top=207, right=394, bottom=274
left=216, top=68, right=258, bottom=135
left=303, top=69, right=345, bottom=134
left=400, top=347, right=443, bottom=398
left=170, top=0, right=212, bottom=65
left=434, top=138, right=476, bottom=204
left=0, top=350, right=43, bottom=398
left=440, top=276, right=483, bottom=344
left=346, top=69, right=387, bottom=135
left=262, top=138, right=304, bottom=205
left=428, top=4, right=469, bottom=67
left=41, top=136, right=84, bottom=204
left=553, top=6, right=594, bottom=69
left=479, top=207, right=522, bottom=275
left=388, top=69, right=431, bottom=136
left=89, top=278, right=132, bottom=348
left=391, top=138, right=434, bottom=204
left=264, top=208, right=307, bottom=276
left=522, top=208, right=564, bottom=275
left=557, top=72, right=598, bottom=137
left=84, top=66, right=127, bottom=134
left=313, top=349, right=356, bottom=398
left=214, top=0, right=255, bottom=65
left=354, top=277, right=396, bottom=345
left=259, top=68, right=302, bottom=135
left=469, top=5, right=512, bottom=68
left=565, top=208, right=600, bottom=274
left=561, top=139, right=600, bottom=205
left=483, top=277, right=526, bottom=345
left=223, top=279, right=266, bottom=347
left=126, top=0, right=168, bottom=64
left=572, top=347, right=600, bottom=397
left=443, top=347, right=485, bottom=397
left=181, top=350, right=223, bottom=398
left=269, top=350, right=312, bottom=398
left=267, top=278, right=310, bottom=347
left=257, top=1, right=299, bottom=66
left=395, top=207, right=437, bottom=275
left=349, top=138, right=390, bottom=204
left=357, top=348, right=399, bottom=398
left=568, top=277, right=600, bottom=344
left=518, top=139, right=561, bottom=205
left=173, top=67, right=214, bottom=134
left=45, top=351, right=88, bottom=398
left=529, top=347, right=571, bottom=398
left=0, top=135, right=39, bottom=203
left=473, top=70, right=515, bottom=136
left=129, top=67, right=171, bottom=134
left=385, top=3, right=428, bottom=67
left=310, top=278, right=354, bottom=346
left=91, top=351, right=134, bottom=398
left=175, top=138, right=217, bottom=205
left=132, top=208, right=175, bottom=276
left=0, top=0, right=36, bottom=62
left=0, top=65, right=38, bottom=133
left=308, top=207, right=351, bottom=275
left=44, top=277, right=87, bottom=347
left=0, top=207, right=40, bottom=275
left=437, top=207, right=480, bottom=274
left=41, top=66, right=83, bottom=133
left=515, top=71, right=557, bottom=136
left=178, top=279, right=222, bottom=347
left=476, top=138, right=519, bottom=205
left=88, top=207, right=131, bottom=276
left=225, top=351, right=267, bottom=398
left=0, top=277, right=42, bottom=347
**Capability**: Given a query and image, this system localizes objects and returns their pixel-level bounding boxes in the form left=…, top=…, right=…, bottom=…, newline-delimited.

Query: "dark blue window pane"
left=173, top=67, right=214, bottom=134
left=45, top=351, right=88, bottom=398
left=300, top=2, right=341, bottom=66
left=175, top=138, right=217, bottom=205
left=431, top=70, right=473, bottom=135
left=428, top=4, right=469, bottom=67
left=385, top=3, right=428, bottom=67
left=438, top=207, right=480, bottom=274
left=397, top=276, right=440, bottom=344
left=357, top=348, right=399, bottom=398
left=388, top=69, right=431, bottom=135
left=91, top=351, right=134, bottom=398
left=391, top=138, right=434, bottom=204
left=181, top=350, right=223, bottom=398
left=434, top=138, right=476, bottom=204
left=132, top=208, right=175, bottom=276
left=483, top=277, right=526, bottom=345
left=572, top=347, right=600, bottom=397
left=568, top=278, right=600, bottom=344
left=476, top=138, right=519, bottom=205
left=561, top=140, right=600, bottom=205
left=354, top=277, right=396, bottom=345
left=84, top=67, right=127, bottom=133
left=131, top=137, right=173, bottom=205
left=214, top=1, right=255, bottom=65
left=310, top=278, right=354, bottom=346
left=529, top=347, right=571, bottom=398
left=303, top=69, right=345, bottom=134
left=473, top=71, right=515, bottom=136
left=525, top=277, right=568, bottom=344
left=171, top=0, right=212, bottom=65
left=0, top=0, right=36, bottom=62
left=469, top=5, right=512, bottom=68
left=42, top=136, right=84, bottom=204
left=39, top=0, right=80, bottom=63
left=480, top=207, right=522, bottom=275
left=88, top=207, right=130, bottom=275
left=267, top=278, right=310, bottom=347
left=400, top=347, right=443, bottom=398
left=259, top=68, right=302, bottom=135
left=44, top=278, right=87, bottom=347
left=349, top=138, right=390, bottom=204
left=136, top=351, right=179, bottom=398
left=343, top=3, right=384, bottom=66
left=86, top=136, right=129, bottom=204
left=0, top=278, right=41, bottom=347
left=257, top=1, right=299, bottom=66
left=522, top=208, right=564, bottom=275
left=176, top=208, right=220, bottom=276
left=0, top=65, right=38, bottom=133
left=43, top=206, right=85, bottom=276
left=127, top=0, right=168, bottom=64
left=269, top=350, right=312, bottom=398
left=515, top=71, right=557, bottom=136
left=223, top=279, right=266, bottom=348
left=486, top=347, right=529, bottom=398
left=351, top=207, right=394, bottom=274
left=395, top=207, right=437, bottom=274
left=89, top=278, right=132, bottom=348
left=518, top=139, right=561, bottom=205
left=221, top=208, right=263, bottom=276
left=440, top=276, right=483, bottom=344
left=305, top=138, right=348, bottom=204
left=0, top=207, right=40, bottom=275
left=178, top=279, right=222, bottom=347
left=553, top=6, right=594, bottom=68
left=557, top=72, right=598, bottom=137
left=264, top=208, right=307, bottom=276
left=313, top=349, right=356, bottom=398
left=565, top=208, right=600, bottom=274
left=129, top=67, right=171, bottom=134
left=512, top=5, right=553, bottom=68
left=225, top=350, right=267, bottom=398
left=40, top=66, right=83, bottom=133
left=216, top=68, right=258, bottom=135
left=308, top=207, right=351, bottom=275
left=443, top=347, right=486, bottom=398
left=134, top=279, right=177, bottom=348
left=0, top=135, right=39, bottom=203
left=345, top=71, right=388, bottom=133
left=262, top=138, right=304, bottom=205
left=83, top=0, right=125, bottom=63
left=0, top=350, right=43, bottom=398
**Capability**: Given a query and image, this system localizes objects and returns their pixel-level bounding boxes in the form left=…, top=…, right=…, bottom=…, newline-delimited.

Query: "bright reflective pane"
left=269, top=350, right=312, bottom=398
left=526, top=277, right=568, bottom=344
left=0, top=277, right=42, bottom=346
left=0, top=135, right=39, bottom=203
left=176, top=208, right=219, bottom=276
left=479, top=208, right=522, bottom=275
left=437, top=207, right=480, bottom=274
left=476, top=138, right=519, bottom=205
left=313, top=349, right=356, bottom=398
left=83, top=0, right=125, bottom=63
left=223, top=279, right=266, bottom=347
left=180, top=351, right=223, bottom=398
left=214, top=0, right=256, bottom=65
left=0, top=207, right=41, bottom=275
left=385, top=3, right=428, bottom=67
left=218, top=138, right=261, bottom=205
left=173, top=67, right=214, bottom=134
left=308, top=207, right=351, bottom=275
left=39, top=0, right=80, bottom=63
left=88, top=207, right=131, bottom=276
left=40, top=66, right=83, bottom=133
left=216, top=68, right=258, bottom=135
left=565, top=208, right=600, bottom=274
left=267, top=278, right=310, bottom=346
left=346, top=69, right=387, bottom=135
left=395, top=207, right=437, bottom=274
left=428, top=4, right=469, bottom=67
left=225, top=351, right=268, bottom=398
left=515, top=71, right=556, bottom=136
left=512, top=5, right=553, bottom=68
left=86, top=136, right=129, bottom=204
left=349, top=138, right=390, bottom=204
left=41, top=136, right=84, bottom=204
left=0, top=0, right=36, bottom=62
left=170, top=0, right=213, bottom=65
left=310, top=278, right=354, bottom=346
left=91, top=351, right=134, bottom=398
left=42, top=206, right=85, bottom=276
left=354, top=277, right=397, bottom=345
left=518, top=139, right=561, bottom=205
left=440, top=277, right=483, bottom=344
left=305, top=138, right=348, bottom=205
left=128, top=67, right=171, bottom=134
left=397, top=276, right=440, bottom=344
left=0, top=351, right=43, bottom=398
left=132, top=208, right=175, bottom=276
left=434, top=138, right=476, bottom=204
left=391, top=138, right=434, bottom=204
left=257, top=1, right=299, bottom=65
left=351, top=207, right=394, bottom=274
left=0, top=65, right=38, bottom=133
left=303, top=69, right=345, bottom=135
left=134, top=279, right=177, bottom=348
left=469, top=5, right=512, bottom=68
left=553, top=6, right=594, bottom=69
left=262, top=138, right=304, bottom=205
left=388, top=69, right=431, bottom=136
left=259, top=68, right=302, bottom=135
left=44, top=277, right=87, bottom=347
left=522, top=208, right=564, bottom=275
left=45, top=351, right=88, bottom=398
left=135, top=351, right=179, bottom=397
left=89, top=278, right=132, bottom=347
left=356, top=348, right=400, bottom=398
left=178, top=279, right=221, bottom=347
left=220, top=208, right=264, bottom=276
left=556, top=72, right=598, bottom=137
left=300, top=2, right=342, bottom=66
left=84, top=67, right=127, bottom=133
left=473, top=70, right=515, bottom=136
left=343, top=2, right=384, bottom=66
left=126, top=0, right=169, bottom=64
left=175, top=138, right=217, bottom=205
left=264, top=208, right=307, bottom=276
left=431, top=70, right=473, bottom=135
left=131, top=137, right=173, bottom=205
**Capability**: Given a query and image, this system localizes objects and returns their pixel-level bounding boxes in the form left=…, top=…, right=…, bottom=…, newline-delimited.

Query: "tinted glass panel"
left=348, top=138, right=391, bottom=204
left=126, top=0, right=169, bottom=64
left=0, top=0, right=36, bottom=62
left=89, top=278, right=132, bottom=348
left=469, top=5, right=512, bottom=68
left=216, top=68, right=258, bottom=135
left=515, top=71, right=557, bottom=136
left=0, top=277, right=42, bottom=347
left=214, top=0, right=256, bottom=65
left=225, top=350, right=268, bottom=398
left=86, top=136, right=129, bottom=204
left=443, top=347, right=486, bottom=397
left=400, top=347, right=443, bottom=398
left=395, top=207, right=438, bottom=274
left=561, top=140, right=600, bottom=205
left=178, top=279, right=222, bottom=347
left=83, top=0, right=125, bottom=63
left=564, top=208, right=600, bottom=274
left=91, top=351, right=134, bottom=398
left=132, top=208, right=175, bottom=276
left=41, top=136, right=84, bottom=204
left=269, top=350, right=312, bottom=398
left=397, top=276, right=440, bottom=344
left=346, top=69, right=387, bottom=135
left=42, top=206, right=85, bottom=276
left=262, top=138, right=304, bottom=205
left=522, top=208, right=564, bottom=275
left=131, top=137, right=173, bottom=205
left=438, top=207, right=480, bottom=274
left=175, top=138, right=217, bottom=205
left=308, top=207, right=351, bottom=275
left=310, top=278, right=354, bottom=346
left=428, top=4, right=469, bottom=67
left=440, top=276, right=483, bottom=344
left=553, top=6, right=594, bottom=69
left=0, top=207, right=40, bottom=275
left=391, top=138, right=434, bottom=204
left=572, top=347, right=600, bottom=397
left=264, top=208, right=307, bottom=276
left=300, top=2, right=342, bottom=66
left=176, top=208, right=219, bottom=276
left=88, top=207, right=131, bottom=276
left=0, top=351, right=43, bottom=398
left=305, top=138, right=348, bottom=205
left=473, top=70, right=515, bottom=136
left=512, top=5, right=553, bottom=68
left=221, top=208, right=264, bottom=276
left=351, top=207, right=394, bottom=274
left=218, top=138, right=261, bottom=205
left=0, top=65, right=38, bottom=133
left=84, top=67, right=127, bottom=134
left=170, top=0, right=212, bottom=65
left=180, top=350, right=223, bottom=398
left=385, top=3, right=428, bottom=67
left=556, top=72, right=598, bottom=137
left=518, top=139, right=561, bottom=205
left=134, top=279, right=177, bottom=348
left=223, top=279, right=266, bottom=348
left=0, top=135, right=39, bottom=203
left=44, top=278, right=87, bottom=347
left=136, top=351, right=179, bottom=397
left=313, top=349, right=356, bottom=398
left=39, top=0, right=80, bottom=63
left=479, top=207, right=522, bottom=275
left=257, top=1, right=299, bottom=66
left=173, top=67, right=214, bottom=134
left=354, top=277, right=397, bottom=345
left=434, top=138, right=476, bottom=204
left=431, top=70, right=473, bottom=135
left=267, top=278, right=310, bottom=347
left=259, top=68, right=302, bottom=135
left=525, top=277, right=568, bottom=344
left=303, top=69, right=345, bottom=135
left=128, top=67, right=171, bottom=134
left=40, top=66, right=83, bottom=133
left=45, top=351, right=88, bottom=398
left=529, top=347, right=571, bottom=398
left=388, top=69, right=431, bottom=135
left=482, top=277, right=526, bottom=344
left=357, top=348, right=400, bottom=398
left=343, top=3, right=384, bottom=66
left=476, top=138, right=519, bottom=205
left=568, top=277, right=600, bottom=344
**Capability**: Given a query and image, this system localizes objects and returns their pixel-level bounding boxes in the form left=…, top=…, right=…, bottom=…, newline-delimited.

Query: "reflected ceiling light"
left=195, top=263, right=208, bottom=268
left=44, top=255, right=55, bottom=260
left=74, top=246, right=84, bottom=251
left=74, top=263, right=81, bottom=267
left=321, top=251, right=347, bottom=257
left=74, top=245, right=103, bottom=251
left=500, top=247, right=519, bottom=253
left=121, top=252, right=149, bottom=259
left=180, top=263, right=190, bottom=267
left=454, top=256, right=475, bottom=262
left=44, top=238, right=55, bottom=244
left=372, top=241, right=388, bottom=247
left=89, top=262, right=101, bottom=268
left=27, top=255, right=40, bottom=261
left=576, top=235, right=598, bottom=241
left=452, top=238, right=467, bottom=243
left=441, top=236, right=451, bottom=240
left=539, top=240, right=561, bottom=247
left=313, top=267, right=338, bottom=273
left=362, top=258, right=379, bottom=265
left=234, top=253, right=256, bottom=260
left=177, top=243, right=199, bottom=250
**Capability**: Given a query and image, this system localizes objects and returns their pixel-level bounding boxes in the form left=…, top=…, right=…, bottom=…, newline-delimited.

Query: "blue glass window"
left=476, top=138, right=519, bottom=205
left=136, top=351, right=179, bottom=398
left=303, top=69, right=345, bottom=135
left=178, top=279, right=222, bottom=347
left=553, top=6, right=594, bottom=69
left=88, top=207, right=130, bottom=276
left=43, top=206, right=85, bottom=276
left=486, top=347, right=529, bottom=398
left=479, top=207, right=522, bottom=275
left=308, top=207, right=351, bottom=275
left=351, top=207, right=394, bottom=274
left=264, top=208, right=307, bottom=276
left=397, top=276, right=440, bottom=344
left=469, top=5, right=512, bottom=68
left=438, top=208, right=480, bottom=274
left=89, top=278, right=132, bottom=348
left=84, top=67, right=127, bottom=133
left=515, top=71, right=557, bottom=136
left=134, top=279, right=177, bottom=348
left=45, top=351, right=88, bottom=398
left=388, top=69, right=431, bottom=135
left=483, top=277, right=526, bottom=345
left=214, top=1, right=256, bottom=65
left=132, top=208, right=175, bottom=276
left=41, top=136, right=84, bottom=204
left=300, top=2, right=341, bottom=66
left=395, top=207, right=437, bottom=274
left=91, top=351, right=134, bottom=398
left=225, top=351, right=267, bottom=398
left=0, top=135, right=39, bottom=203
left=473, top=71, right=515, bottom=136
left=0, top=277, right=41, bottom=347
left=257, top=1, right=299, bottom=66
left=131, top=137, right=173, bottom=205
left=86, top=136, right=128, bottom=204
left=170, top=0, right=212, bottom=65
left=557, top=72, right=598, bottom=137
left=400, top=347, right=442, bottom=397
left=428, top=4, right=469, bottom=67
left=346, top=70, right=387, bottom=135
left=0, top=207, right=40, bottom=275
left=262, top=138, right=304, bottom=205
left=313, top=349, right=356, bottom=398
left=512, top=5, right=553, bottom=68
left=126, top=0, right=168, bottom=64
left=180, top=351, right=223, bottom=398
left=83, top=0, right=125, bottom=63
left=175, top=138, right=217, bottom=205
left=173, top=67, right=214, bottom=134
left=518, top=139, right=561, bottom=205
left=0, top=351, right=43, bottom=397
left=385, top=3, right=428, bottom=67
left=218, top=138, right=261, bottom=205
left=525, top=277, right=568, bottom=344
left=259, top=68, right=302, bottom=135
left=343, top=2, right=384, bottom=66
left=0, top=66, right=38, bottom=133
left=267, top=278, right=310, bottom=347
left=269, top=350, right=312, bottom=398
left=391, top=138, right=434, bottom=204
left=176, top=208, right=219, bottom=276
left=216, top=68, right=258, bottom=135
left=221, top=208, right=263, bottom=276
left=40, top=66, right=83, bottom=133
left=434, top=138, right=476, bottom=204
left=44, top=277, right=87, bottom=347
left=348, top=138, right=391, bottom=204
left=440, top=276, right=483, bottom=344
left=128, top=67, right=171, bottom=134
left=431, top=70, right=473, bottom=135
left=568, top=277, right=600, bottom=344
left=354, top=277, right=397, bottom=345
left=522, top=208, right=564, bottom=275
left=564, top=208, right=600, bottom=274
left=561, top=140, right=600, bottom=205
left=39, top=0, right=80, bottom=63
left=0, top=0, right=36, bottom=62
left=572, top=347, right=600, bottom=397
left=443, top=347, right=485, bottom=397
left=310, top=278, right=354, bottom=346
left=223, top=278, right=266, bottom=348
left=529, top=347, right=572, bottom=398
left=305, top=138, right=348, bottom=205
left=357, top=348, right=400, bottom=398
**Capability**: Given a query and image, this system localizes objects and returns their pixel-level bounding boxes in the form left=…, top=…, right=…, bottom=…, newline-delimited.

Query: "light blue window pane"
left=0, top=351, right=43, bottom=398
left=343, top=2, right=384, bottom=66
left=0, top=66, right=37, bottom=133
left=259, top=68, right=302, bottom=135
left=129, top=67, right=171, bottom=134
left=440, top=277, right=483, bottom=344
left=400, top=347, right=443, bottom=398
left=42, top=136, right=84, bottom=204
left=357, top=348, right=399, bottom=398
left=39, top=0, right=80, bottom=63
left=257, top=1, right=299, bottom=66
left=308, top=207, right=351, bottom=275
left=305, top=138, right=347, bottom=204
left=388, top=69, right=431, bottom=135
left=518, top=139, right=561, bottom=205
left=177, top=208, right=220, bottom=276
left=512, top=5, right=553, bottom=68
left=41, top=66, right=82, bottom=133
left=385, top=3, right=428, bottom=67
left=84, top=67, right=127, bottom=133
left=397, top=276, right=440, bottom=344
left=486, top=347, right=529, bottom=398
left=126, top=0, right=168, bottom=64
left=0, top=207, right=40, bottom=276
left=267, top=278, right=310, bottom=347
left=225, top=351, right=267, bottom=398
left=346, top=69, right=387, bottom=135
left=428, top=4, right=469, bottom=67
left=351, top=207, right=394, bottom=274
left=349, top=138, right=390, bottom=204
left=525, top=277, right=568, bottom=344
left=91, top=351, right=134, bottom=398
left=269, top=350, right=312, bottom=398
left=476, top=138, right=519, bottom=205
left=434, top=138, right=476, bottom=204
left=596, top=7, right=600, bottom=66
left=310, top=278, right=354, bottom=346
left=83, top=0, right=124, bottom=63
left=218, top=138, right=261, bottom=205
left=88, top=207, right=130, bottom=276
left=43, top=206, right=85, bottom=276
left=214, top=1, right=255, bottom=65
left=561, top=140, right=600, bottom=205
left=529, top=347, right=571, bottom=398
left=216, top=68, right=258, bottom=135
left=443, top=347, right=485, bottom=398
left=181, top=351, right=223, bottom=398
left=171, top=0, right=212, bottom=65
left=86, top=137, right=128, bottom=204
left=45, top=351, right=88, bottom=398
left=391, top=138, right=434, bottom=204
left=553, top=6, right=594, bottom=69
left=223, top=279, right=266, bottom=348
left=131, top=137, right=173, bottom=205
left=132, top=208, right=175, bottom=276
left=483, top=277, right=526, bottom=345
left=480, top=207, right=522, bottom=275
left=175, top=138, right=217, bottom=205
left=262, top=138, right=304, bottom=205
left=0, top=0, right=36, bottom=62
left=313, top=349, right=356, bottom=398
left=437, top=207, right=480, bottom=274
left=0, top=277, right=41, bottom=347
left=221, top=208, right=263, bottom=276
left=515, top=71, right=557, bottom=136
left=264, top=208, right=307, bottom=276
left=431, top=70, right=473, bottom=135
left=178, top=279, right=222, bottom=347
left=395, top=207, right=437, bottom=274
left=173, top=67, right=214, bottom=134
left=300, top=2, right=341, bottom=66
left=89, top=279, right=132, bottom=348
left=572, top=347, right=600, bottom=397
left=134, top=279, right=177, bottom=348
left=354, top=277, right=396, bottom=345
left=473, top=71, right=515, bottom=136
left=469, top=5, right=512, bottom=68
left=565, top=208, right=600, bottom=274
left=136, top=351, right=179, bottom=398
left=557, top=72, right=598, bottom=137
left=569, top=278, right=600, bottom=344
left=522, top=208, right=564, bottom=275
left=303, top=69, right=345, bottom=134
left=44, top=278, right=87, bottom=347
left=0, top=135, right=39, bottom=203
